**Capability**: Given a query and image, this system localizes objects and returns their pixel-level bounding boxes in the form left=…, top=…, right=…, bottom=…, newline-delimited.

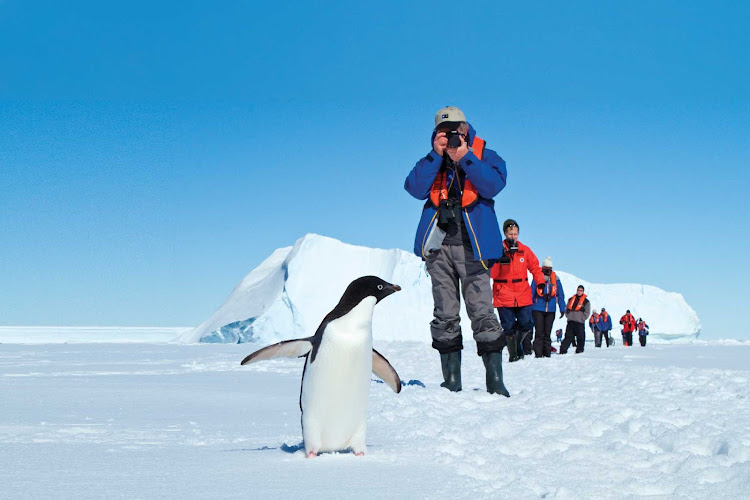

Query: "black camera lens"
left=446, top=130, right=462, bottom=148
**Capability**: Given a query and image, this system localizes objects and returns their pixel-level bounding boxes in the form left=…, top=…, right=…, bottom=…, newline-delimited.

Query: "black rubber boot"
left=482, top=352, right=510, bottom=397
left=517, top=330, right=530, bottom=360
left=439, top=351, right=462, bottom=392
left=505, top=333, right=520, bottom=362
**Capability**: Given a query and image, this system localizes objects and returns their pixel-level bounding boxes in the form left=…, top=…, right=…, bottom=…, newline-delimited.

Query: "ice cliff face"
left=180, top=234, right=701, bottom=344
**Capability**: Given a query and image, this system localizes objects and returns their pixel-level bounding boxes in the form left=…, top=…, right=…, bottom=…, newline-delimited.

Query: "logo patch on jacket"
left=520, top=258, right=525, bottom=263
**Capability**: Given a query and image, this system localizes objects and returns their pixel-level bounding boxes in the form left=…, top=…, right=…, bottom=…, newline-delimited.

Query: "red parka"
left=620, top=313, right=637, bottom=333
left=490, top=241, right=545, bottom=307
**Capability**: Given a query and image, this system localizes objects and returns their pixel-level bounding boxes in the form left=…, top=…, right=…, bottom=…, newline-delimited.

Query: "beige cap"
left=434, top=106, right=466, bottom=128
left=542, top=256, right=553, bottom=268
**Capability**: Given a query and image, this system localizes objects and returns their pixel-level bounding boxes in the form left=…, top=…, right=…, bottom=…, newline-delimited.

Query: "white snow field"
left=0, top=326, right=190, bottom=344
left=2, top=339, right=749, bottom=499
left=181, top=234, right=702, bottom=345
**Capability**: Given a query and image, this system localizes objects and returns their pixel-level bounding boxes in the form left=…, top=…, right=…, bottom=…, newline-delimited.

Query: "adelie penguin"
left=240, top=275, right=402, bottom=458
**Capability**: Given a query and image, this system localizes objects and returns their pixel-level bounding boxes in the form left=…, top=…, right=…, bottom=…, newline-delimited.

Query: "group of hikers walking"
left=588, top=309, right=650, bottom=347
left=405, top=105, right=651, bottom=397
left=617, top=310, right=650, bottom=346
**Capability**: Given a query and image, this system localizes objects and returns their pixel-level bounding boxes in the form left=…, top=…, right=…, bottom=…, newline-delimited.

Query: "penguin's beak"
left=377, top=283, right=401, bottom=303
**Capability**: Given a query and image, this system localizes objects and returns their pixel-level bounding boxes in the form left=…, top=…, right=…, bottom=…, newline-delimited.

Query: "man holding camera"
left=404, top=106, right=508, bottom=396
left=490, top=219, right=546, bottom=362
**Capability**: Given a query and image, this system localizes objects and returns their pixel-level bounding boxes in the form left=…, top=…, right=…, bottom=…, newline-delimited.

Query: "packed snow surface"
left=182, top=234, right=701, bottom=344
left=1, top=340, right=748, bottom=498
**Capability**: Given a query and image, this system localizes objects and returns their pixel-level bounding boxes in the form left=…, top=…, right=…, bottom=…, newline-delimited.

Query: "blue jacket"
left=530, top=277, right=566, bottom=313
left=597, top=314, right=613, bottom=332
left=589, top=315, right=600, bottom=332
left=404, top=123, right=507, bottom=262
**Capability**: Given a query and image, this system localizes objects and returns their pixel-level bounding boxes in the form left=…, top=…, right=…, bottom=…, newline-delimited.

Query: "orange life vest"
left=536, top=271, right=557, bottom=298
left=620, top=314, right=636, bottom=332
left=567, top=294, right=588, bottom=311
left=429, top=136, right=486, bottom=208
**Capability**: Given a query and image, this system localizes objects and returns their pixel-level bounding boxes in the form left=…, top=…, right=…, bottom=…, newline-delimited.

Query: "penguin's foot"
left=306, top=451, right=318, bottom=459
left=355, top=451, right=365, bottom=456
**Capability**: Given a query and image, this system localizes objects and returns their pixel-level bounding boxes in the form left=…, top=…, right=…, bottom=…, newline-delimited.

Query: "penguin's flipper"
left=372, top=349, right=402, bottom=394
left=241, top=339, right=313, bottom=365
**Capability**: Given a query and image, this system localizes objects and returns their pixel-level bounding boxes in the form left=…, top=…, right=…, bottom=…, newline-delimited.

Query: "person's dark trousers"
left=560, top=323, right=575, bottom=354
left=497, top=306, right=533, bottom=360
left=531, top=310, right=555, bottom=357
left=625, top=332, right=633, bottom=346
left=639, top=335, right=647, bottom=346
left=602, top=330, right=611, bottom=347
left=593, top=329, right=602, bottom=347
left=522, top=330, right=533, bottom=356
left=426, top=244, right=504, bottom=356
left=560, top=321, right=585, bottom=354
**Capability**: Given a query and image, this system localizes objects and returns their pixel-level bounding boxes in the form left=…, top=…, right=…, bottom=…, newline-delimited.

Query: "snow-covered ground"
left=2, top=338, right=749, bottom=498
left=0, top=326, right=190, bottom=344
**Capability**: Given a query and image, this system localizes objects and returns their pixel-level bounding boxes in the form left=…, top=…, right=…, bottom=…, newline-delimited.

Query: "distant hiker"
left=589, top=311, right=602, bottom=347
left=405, top=106, right=509, bottom=395
left=555, top=328, right=563, bottom=343
left=637, top=318, right=649, bottom=346
left=598, top=308, right=613, bottom=347
left=620, top=310, right=637, bottom=346
left=560, top=285, right=591, bottom=354
left=530, top=256, right=566, bottom=358
left=490, top=219, right=546, bottom=362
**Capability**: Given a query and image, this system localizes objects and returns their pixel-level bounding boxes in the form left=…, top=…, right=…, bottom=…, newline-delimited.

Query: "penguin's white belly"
left=301, top=300, right=374, bottom=452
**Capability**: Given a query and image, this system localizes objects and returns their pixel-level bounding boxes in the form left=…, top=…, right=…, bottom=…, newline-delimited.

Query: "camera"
left=445, top=130, right=463, bottom=148
left=499, top=238, right=517, bottom=264
left=506, top=238, right=518, bottom=254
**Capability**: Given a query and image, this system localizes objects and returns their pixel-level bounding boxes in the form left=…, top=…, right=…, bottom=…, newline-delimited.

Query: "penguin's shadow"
left=373, top=378, right=425, bottom=388
left=222, top=442, right=303, bottom=453
left=280, top=442, right=305, bottom=453
left=225, top=441, right=371, bottom=455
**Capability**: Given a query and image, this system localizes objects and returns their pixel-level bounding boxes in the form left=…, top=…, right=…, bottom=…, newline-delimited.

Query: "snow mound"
left=181, top=234, right=701, bottom=344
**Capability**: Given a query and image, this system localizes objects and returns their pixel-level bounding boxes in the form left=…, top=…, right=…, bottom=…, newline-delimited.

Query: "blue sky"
left=1, top=1, right=748, bottom=338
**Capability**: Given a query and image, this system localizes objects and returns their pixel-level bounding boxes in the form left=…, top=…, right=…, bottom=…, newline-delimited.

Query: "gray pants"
left=425, top=243, right=503, bottom=354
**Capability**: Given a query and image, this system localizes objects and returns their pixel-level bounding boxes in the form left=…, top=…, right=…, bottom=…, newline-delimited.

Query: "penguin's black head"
left=341, top=275, right=401, bottom=306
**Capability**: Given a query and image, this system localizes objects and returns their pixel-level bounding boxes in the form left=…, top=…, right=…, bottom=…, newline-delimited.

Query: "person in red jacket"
left=620, top=310, right=637, bottom=346
left=490, top=219, right=545, bottom=362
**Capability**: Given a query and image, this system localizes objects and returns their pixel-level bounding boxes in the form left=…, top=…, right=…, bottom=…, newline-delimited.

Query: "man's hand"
left=447, top=133, right=469, bottom=162
left=433, top=132, right=448, bottom=156
left=560, top=311, right=565, bottom=319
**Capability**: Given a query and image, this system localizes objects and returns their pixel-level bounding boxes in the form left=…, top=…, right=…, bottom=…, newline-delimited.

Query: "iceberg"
left=180, top=234, right=701, bottom=344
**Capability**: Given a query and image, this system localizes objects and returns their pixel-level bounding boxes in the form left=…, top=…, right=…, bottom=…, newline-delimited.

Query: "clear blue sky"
left=1, top=1, right=748, bottom=338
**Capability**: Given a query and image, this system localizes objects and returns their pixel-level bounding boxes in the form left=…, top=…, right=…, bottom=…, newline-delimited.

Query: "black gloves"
left=560, top=311, right=565, bottom=319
